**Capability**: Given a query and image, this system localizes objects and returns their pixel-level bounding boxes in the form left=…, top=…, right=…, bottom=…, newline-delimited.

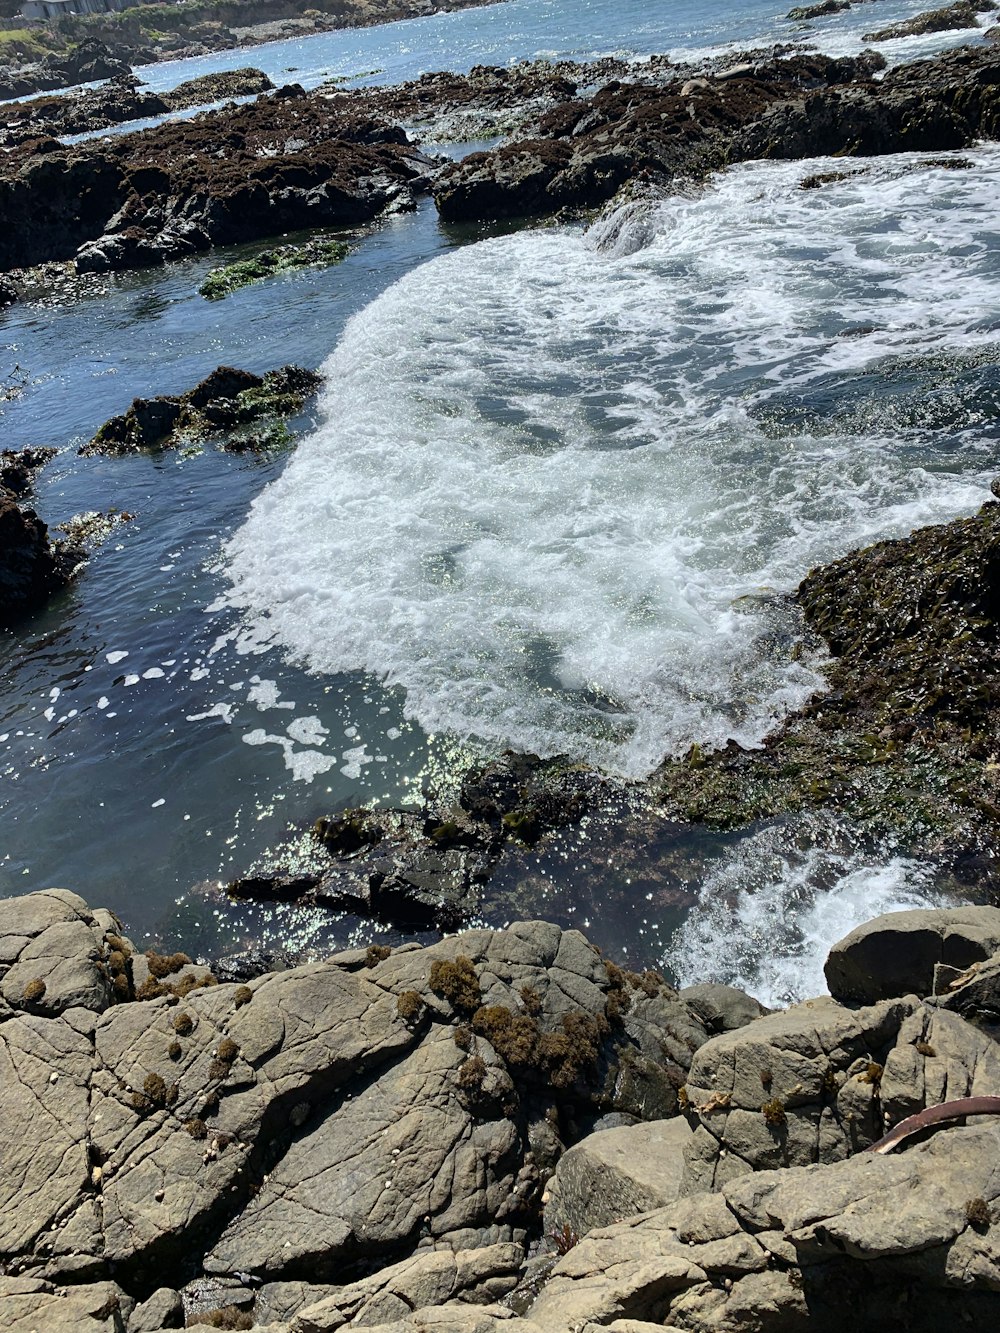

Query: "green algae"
left=199, top=238, right=350, bottom=301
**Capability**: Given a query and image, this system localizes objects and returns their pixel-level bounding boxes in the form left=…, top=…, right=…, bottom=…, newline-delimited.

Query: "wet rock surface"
left=80, top=363, right=323, bottom=456
left=863, top=0, right=993, bottom=42
left=656, top=493, right=1000, bottom=895
left=3, top=889, right=1000, bottom=1329
left=228, top=752, right=641, bottom=931
left=0, top=488, right=84, bottom=624
left=431, top=43, right=1000, bottom=223
left=0, top=89, right=433, bottom=277
left=0, top=68, right=275, bottom=148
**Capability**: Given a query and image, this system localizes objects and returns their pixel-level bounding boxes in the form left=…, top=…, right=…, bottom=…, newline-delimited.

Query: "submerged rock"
left=229, top=752, right=630, bottom=931
left=80, top=363, right=322, bottom=456
left=198, top=236, right=349, bottom=300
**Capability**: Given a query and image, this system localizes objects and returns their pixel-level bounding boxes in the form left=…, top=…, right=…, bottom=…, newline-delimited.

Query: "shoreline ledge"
left=2, top=888, right=1000, bottom=1328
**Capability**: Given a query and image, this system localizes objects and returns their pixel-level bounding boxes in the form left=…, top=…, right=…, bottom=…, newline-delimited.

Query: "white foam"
left=186, top=702, right=235, bottom=724
left=666, top=821, right=950, bottom=1008
left=224, top=149, right=1000, bottom=777
left=106, top=651, right=128, bottom=664
left=242, top=727, right=338, bottom=781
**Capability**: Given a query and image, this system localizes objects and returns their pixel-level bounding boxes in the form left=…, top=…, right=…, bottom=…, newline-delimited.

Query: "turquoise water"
left=1, top=0, right=997, bottom=994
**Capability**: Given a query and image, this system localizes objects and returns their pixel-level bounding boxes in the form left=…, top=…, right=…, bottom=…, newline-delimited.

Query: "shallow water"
left=2, top=0, right=996, bottom=992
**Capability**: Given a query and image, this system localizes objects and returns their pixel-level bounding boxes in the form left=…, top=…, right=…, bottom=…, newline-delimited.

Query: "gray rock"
left=128, top=1287, right=182, bottom=1330
left=825, top=906, right=1000, bottom=1004
left=0, top=888, right=113, bottom=1016
left=0, top=1277, right=131, bottom=1331
left=681, top=994, right=916, bottom=1189
left=0, top=890, right=714, bottom=1304
left=678, top=983, right=768, bottom=1034
left=544, top=1119, right=693, bottom=1240
left=287, top=1244, right=523, bottom=1329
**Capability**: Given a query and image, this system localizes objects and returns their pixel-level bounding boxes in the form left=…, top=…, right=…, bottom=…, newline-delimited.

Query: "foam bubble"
left=665, top=820, right=951, bottom=1008
left=225, top=149, right=1000, bottom=776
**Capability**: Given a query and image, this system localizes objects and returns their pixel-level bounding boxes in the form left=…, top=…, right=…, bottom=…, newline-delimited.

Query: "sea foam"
left=224, top=149, right=1000, bottom=776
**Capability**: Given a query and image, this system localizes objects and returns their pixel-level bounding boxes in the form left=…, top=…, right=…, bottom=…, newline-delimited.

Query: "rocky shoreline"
left=6, top=40, right=1000, bottom=290
left=4, top=887, right=1000, bottom=1329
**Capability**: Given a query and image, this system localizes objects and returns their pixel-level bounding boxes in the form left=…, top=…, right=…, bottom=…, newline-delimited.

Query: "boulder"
left=0, top=887, right=113, bottom=1017
left=678, top=983, right=768, bottom=1033
left=543, top=1118, right=693, bottom=1240
left=825, top=907, right=1000, bottom=1004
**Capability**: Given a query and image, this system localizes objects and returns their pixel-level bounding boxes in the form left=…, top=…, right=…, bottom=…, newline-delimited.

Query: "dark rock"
left=434, top=53, right=885, bottom=222
left=230, top=754, right=620, bottom=931
left=863, top=0, right=992, bottom=41
left=80, top=363, right=320, bottom=456
left=788, top=0, right=851, bottom=17
left=656, top=496, right=1000, bottom=881
left=0, top=89, right=434, bottom=276
left=0, top=447, right=56, bottom=496
left=0, top=39, right=129, bottom=102
left=0, top=491, right=84, bottom=623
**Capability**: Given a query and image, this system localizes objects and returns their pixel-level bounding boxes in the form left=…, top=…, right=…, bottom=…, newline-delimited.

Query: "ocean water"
left=2, top=0, right=997, bottom=992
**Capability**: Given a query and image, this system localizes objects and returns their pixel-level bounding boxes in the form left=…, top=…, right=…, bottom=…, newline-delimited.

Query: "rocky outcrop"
left=825, top=906, right=1000, bottom=1003
left=432, top=52, right=885, bottom=222
left=0, top=39, right=130, bottom=102
left=0, top=69, right=275, bottom=149
left=0, top=490, right=84, bottom=624
left=657, top=490, right=1000, bottom=895
left=79, top=364, right=323, bottom=456
left=432, top=43, right=1000, bottom=224
left=863, top=0, right=992, bottom=41
left=229, top=752, right=635, bottom=931
left=2, top=889, right=1000, bottom=1329
left=0, top=90, right=432, bottom=276
left=0, top=890, right=714, bottom=1313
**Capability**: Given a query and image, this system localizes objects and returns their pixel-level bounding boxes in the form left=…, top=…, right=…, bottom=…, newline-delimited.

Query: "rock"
left=0, top=891, right=712, bottom=1303
left=80, top=364, right=321, bottom=456
left=0, top=39, right=130, bottom=102
left=825, top=907, right=1000, bottom=1003
left=128, top=1287, right=183, bottom=1330
left=656, top=494, right=1000, bottom=891
left=0, top=494, right=84, bottom=622
left=0, top=88, right=432, bottom=276
left=163, top=68, right=275, bottom=110
left=787, top=0, right=851, bottom=17
left=678, top=983, right=768, bottom=1033
left=277, top=1244, right=524, bottom=1328
left=681, top=995, right=917, bottom=1190
left=863, top=0, right=991, bottom=41
left=0, top=887, right=115, bottom=1016
left=0, top=447, right=56, bottom=497
left=0, top=1277, right=132, bottom=1331
left=434, top=52, right=885, bottom=222
left=544, top=1118, right=694, bottom=1240
left=232, top=755, right=632, bottom=932
left=879, top=1002, right=1000, bottom=1121
left=939, top=946, right=1000, bottom=1022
